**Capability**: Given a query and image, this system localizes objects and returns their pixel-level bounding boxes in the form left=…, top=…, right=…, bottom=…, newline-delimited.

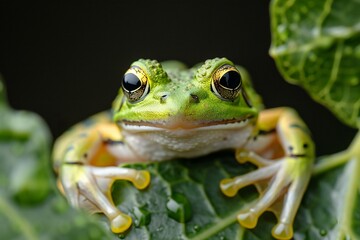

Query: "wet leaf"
left=111, top=146, right=360, bottom=239
left=270, top=0, right=360, bottom=128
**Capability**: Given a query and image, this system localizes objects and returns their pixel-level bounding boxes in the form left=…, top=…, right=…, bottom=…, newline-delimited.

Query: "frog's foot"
left=220, top=156, right=310, bottom=240
left=60, top=164, right=150, bottom=233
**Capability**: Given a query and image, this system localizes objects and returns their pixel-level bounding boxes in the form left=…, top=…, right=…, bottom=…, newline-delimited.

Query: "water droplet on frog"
left=320, top=229, right=327, bottom=236
left=156, top=226, right=164, bottom=232
left=132, top=206, right=151, bottom=227
left=119, top=233, right=126, bottom=239
left=166, top=193, right=192, bottom=223
left=220, top=236, right=225, bottom=240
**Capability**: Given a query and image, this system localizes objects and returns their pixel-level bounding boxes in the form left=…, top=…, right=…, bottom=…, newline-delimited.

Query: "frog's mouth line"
left=118, top=115, right=255, bottom=132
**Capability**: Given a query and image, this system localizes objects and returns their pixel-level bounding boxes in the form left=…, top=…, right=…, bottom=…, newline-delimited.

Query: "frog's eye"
left=211, top=65, right=242, bottom=101
left=122, top=66, right=150, bottom=102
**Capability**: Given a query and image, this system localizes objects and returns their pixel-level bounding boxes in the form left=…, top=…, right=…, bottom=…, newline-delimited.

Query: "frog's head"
left=112, top=58, right=258, bottom=132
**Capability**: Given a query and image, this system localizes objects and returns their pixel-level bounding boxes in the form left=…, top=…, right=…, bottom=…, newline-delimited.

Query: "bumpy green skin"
left=113, top=58, right=260, bottom=124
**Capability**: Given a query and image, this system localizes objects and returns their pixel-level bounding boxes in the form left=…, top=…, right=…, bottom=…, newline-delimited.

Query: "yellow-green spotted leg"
left=220, top=108, right=314, bottom=240
left=53, top=113, right=150, bottom=233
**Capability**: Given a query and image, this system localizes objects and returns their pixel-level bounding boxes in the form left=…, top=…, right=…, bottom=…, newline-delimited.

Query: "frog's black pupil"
left=219, top=71, right=241, bottom=89
left=123, top=73, right=141, bottom=91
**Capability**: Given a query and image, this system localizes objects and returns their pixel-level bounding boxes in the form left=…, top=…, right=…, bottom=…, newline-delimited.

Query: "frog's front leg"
left=53, top=117, right=150, bottom=233
left=220, top=108, right=314, bottom=240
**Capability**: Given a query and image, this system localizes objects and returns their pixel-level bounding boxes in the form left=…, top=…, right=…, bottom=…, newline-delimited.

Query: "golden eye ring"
left=121, top=66, right=149, bottom=102
left=211, top=65, right=242, bottom=101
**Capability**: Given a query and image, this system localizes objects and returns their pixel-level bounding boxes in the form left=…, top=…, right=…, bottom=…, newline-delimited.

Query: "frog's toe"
left=235, top=149, right=251, bottom=164
left=220, top=178, right=238, bottom=197
left=237, top=209, right=258, bottom=229
left=133, top=170, right=150, bottom=190
left=110, top=213, right=132, bottom=233
left=272, top=222, right=293, bottom=240
left=235, top=149, right=274, bottom=167
left=92, top=166, right=150, bottom=190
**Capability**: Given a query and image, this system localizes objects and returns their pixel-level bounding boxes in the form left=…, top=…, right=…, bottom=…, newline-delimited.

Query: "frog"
left=53, top=58, right=314, bottom=240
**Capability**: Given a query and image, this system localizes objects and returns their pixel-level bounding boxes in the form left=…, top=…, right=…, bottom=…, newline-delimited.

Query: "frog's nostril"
left=189, top=94, right=200, bottom=103
left=160, top=95, right=168, bottom=104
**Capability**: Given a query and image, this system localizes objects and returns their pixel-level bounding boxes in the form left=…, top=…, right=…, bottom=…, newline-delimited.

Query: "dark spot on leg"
left=65, top=161, right=84, bottom=165
left=258, top=129, right=276, bottom=135
left=103, top=139, right=124, bottom=145
left=303, top=143, right=308, bottom=149
left=83, top=153, right=88, bottom=158
left=288, top=146, right=293, bottom=152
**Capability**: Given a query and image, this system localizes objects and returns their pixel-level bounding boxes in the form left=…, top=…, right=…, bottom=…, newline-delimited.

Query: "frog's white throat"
left=118, top=119, right=254, bottom=162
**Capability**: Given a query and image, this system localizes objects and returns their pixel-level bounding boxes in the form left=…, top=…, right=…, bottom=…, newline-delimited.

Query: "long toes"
left=220, top=178, right=238, bottom=197
left=110, top=213, right=132, bottom=233
left=133, top=170, right=151, bottom=189
left=272, top=222, right=293, bottom=240
left=237, top=209, right=258, bottom=229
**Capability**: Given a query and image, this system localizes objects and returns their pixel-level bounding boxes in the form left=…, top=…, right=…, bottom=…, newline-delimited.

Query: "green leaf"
left=112, top=155, right=277, bottom=240
left=295, top=163, right=360, bottom=239
left=270, top=0, right=360, bottom=128
left=0, top=78, right=112, bottom=240
left=111, top=140, right=360, bottom=240
left=297, top=132, right=360, bottom=239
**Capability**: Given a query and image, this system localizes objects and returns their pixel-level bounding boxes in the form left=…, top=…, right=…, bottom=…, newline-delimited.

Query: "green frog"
left=53, top=58, right=314, bottom=239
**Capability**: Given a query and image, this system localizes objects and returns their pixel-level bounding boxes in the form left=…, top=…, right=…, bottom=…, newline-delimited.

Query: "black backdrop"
left=1, top=1, right=356, bottom=155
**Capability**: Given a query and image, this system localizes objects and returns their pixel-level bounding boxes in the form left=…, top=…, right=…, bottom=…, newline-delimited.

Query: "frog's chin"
left=117, top=117, right=255, bottom=161
left=118, top=116, right=254, bottom=132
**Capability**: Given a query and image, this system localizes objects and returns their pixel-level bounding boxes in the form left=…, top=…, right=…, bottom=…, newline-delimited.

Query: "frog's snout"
left=160, top=93, right=201, bottom=104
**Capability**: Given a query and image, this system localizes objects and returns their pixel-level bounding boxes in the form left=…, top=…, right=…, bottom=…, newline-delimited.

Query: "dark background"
left=1, top=1, right=356, bottom=155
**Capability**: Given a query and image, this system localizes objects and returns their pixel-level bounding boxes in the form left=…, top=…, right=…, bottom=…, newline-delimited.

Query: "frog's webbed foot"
left=60, top=164, right=150, bottom=233
left=220, top=151, right=311, bottom=240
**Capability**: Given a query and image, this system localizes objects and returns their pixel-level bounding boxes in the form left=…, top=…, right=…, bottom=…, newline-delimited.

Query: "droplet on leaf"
left=132, top=206, right=151, bottom=227
left=193, top=224, right=200, bottom=232
left=166, top=193, right=192, bottom=223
